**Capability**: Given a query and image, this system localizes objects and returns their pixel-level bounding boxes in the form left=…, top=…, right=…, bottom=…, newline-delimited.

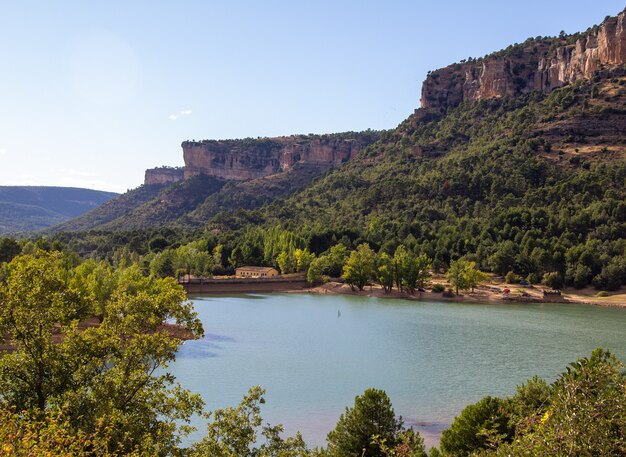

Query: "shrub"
left=440, top=396, right=512, bottom=456
left=542, top=272, right=564, bottom=290
left=505, top=271, right=519, bottom=284
left=431, top=283, right=445, bottom=293
left=526, top=273, right=539, bottom=285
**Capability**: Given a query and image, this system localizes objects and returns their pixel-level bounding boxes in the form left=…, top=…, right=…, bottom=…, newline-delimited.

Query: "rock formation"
left=417, top=8, right=626, bottom=118
left=144, top=167, right=184, bottom=185
left=182, top=136, right=367, bottom=181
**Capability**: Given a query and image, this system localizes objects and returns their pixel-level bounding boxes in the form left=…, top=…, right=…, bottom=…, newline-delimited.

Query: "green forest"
left=0, top=247, right=624, bottom=456
left=39, top=69, right=626, bottom=293
left=1, top=13, right=626, bottom=455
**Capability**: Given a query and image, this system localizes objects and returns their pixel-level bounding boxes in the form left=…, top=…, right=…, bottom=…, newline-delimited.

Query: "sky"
left=0, top=1, right=624, bottom=193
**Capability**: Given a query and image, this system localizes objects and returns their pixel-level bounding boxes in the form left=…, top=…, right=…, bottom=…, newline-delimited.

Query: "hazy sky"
left=1, top=1, right=624, bottom=192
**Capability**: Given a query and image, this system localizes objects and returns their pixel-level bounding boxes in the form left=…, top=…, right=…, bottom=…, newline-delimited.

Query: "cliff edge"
left=417, top=8, right=626, bottom=118
left=182, top=134, right=373, bottom=181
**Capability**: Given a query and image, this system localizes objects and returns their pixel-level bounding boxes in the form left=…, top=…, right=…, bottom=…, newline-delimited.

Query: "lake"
left=169, top=293, right=626, bottom=448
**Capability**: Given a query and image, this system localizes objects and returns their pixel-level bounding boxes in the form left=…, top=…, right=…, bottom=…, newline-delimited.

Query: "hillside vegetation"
left=203, top=70, right=626, bottom=290
left=0, top=186, right=117, bottom=234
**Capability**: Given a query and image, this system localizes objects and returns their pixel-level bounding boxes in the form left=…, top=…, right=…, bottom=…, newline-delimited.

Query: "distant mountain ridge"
left=0, top=186, right=118, bottom=234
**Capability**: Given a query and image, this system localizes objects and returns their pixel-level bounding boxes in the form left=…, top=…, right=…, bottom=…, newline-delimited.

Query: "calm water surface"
left=169, top=294, right=626, bottom=447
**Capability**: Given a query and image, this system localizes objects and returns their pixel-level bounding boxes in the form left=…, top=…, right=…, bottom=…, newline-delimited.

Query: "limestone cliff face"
left=182, top=136, right=365, bottom=181
left=418, top=8, right=626, bottom=116
left=144, top=167, right=184, bottom=185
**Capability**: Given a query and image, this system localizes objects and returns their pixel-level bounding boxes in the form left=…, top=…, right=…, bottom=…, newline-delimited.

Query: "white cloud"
left=0, top=148, right=6, bottom=156
left=168, top=109, right=193, bottom=120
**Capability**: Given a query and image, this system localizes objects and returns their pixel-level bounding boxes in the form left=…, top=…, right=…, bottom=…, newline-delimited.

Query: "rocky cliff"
left=182, top=135, right=373, bottom=181
left=144, top=167, right=184, bottom=185
left=417, top=8, right=626, bottom=117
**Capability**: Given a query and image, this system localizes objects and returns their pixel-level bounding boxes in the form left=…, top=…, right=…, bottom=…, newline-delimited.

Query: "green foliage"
left=342, top=244, right=376, bottom=291
left=431, top=283, right=445, bottom=293
left=377, top=252, right=395, bottom=293
left=0, top=251, right=204, bottom=455
left=277, top=250, right=295, bottom=274
left=440, top=396, right=512, bottom=456
left=190, top=386, right=309, bottom=457
left=446, top=260, right=487, bottom=294
left=503, top=375, right=551, bottom=431
left=504, top=271, right=519, bottom=284
left=373, top=428, right=428, bottom=457
left=391, top=246, right=432, bottom=293
left=542, top=271, right=564, bottom=290
left=325, top=388, right=404, bottom=457
left=480, top=349, right=626, bottom=456
left=52, top=73, right=626, bottom=292
left=0, top=238, right=21, bottom=264
left=193, top=73, right=626, bottom=291
left=148, top=241, right=214, bottom=279
left=294, top=248, right=316, bottom=273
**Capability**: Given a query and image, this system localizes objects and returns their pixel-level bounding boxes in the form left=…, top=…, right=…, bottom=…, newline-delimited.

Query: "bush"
left=440, top=396, right=512, bottom=456
left=505, top=271, right=520, bottom=284
left=526, top=273, right=539, bottom=285
left=326, top=388, right=404, bottom=457
left=431, top=283, right=445, bottom=293
left=592, top=263, right=624, bottom=291
left=542, top=272, right=564, bottom=290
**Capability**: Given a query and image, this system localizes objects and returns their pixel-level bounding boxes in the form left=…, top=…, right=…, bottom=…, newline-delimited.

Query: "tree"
left=326, top=389, right=403, bottom=457
left=190, top=386, right=309, bottom=457
left=307, top=256, right=329, bottom=285
left=0, top=252, right=204, bottom=455
left=150, top=250, right=176, bottom=278
left=465, top=262, right=489, bottom=292
left=487, top=241, right=518, bottom=276
left=325, top=244, right=350, bottom=278
left=440, top=396, right=512, bottom=456
left=542, top=271, right=564, bottom=290
left=447, top=260, right=488, bottom=294
left=377, top=252, right=395, bottom=293
left=446, top=260, right=468, bottom=295
left=571, top=263, right=592, bottom=289
left=0, top=237, right=21, bottom=264
left=406, top=254, right=431, bottom=293
left=393, top=245, right=410, bottom=292
left=373, top=428, right=428, bottom=457
left=277, top=250, right=297, bottom=274
left=307, top=245, right=349, bottom=284
left=0, top=251, right=87, bottom=411
left=485, top=349, right=626, bottom=456
left=294, top=248, right=315, bottom=273
left=342, top=244, right=376, bottom=291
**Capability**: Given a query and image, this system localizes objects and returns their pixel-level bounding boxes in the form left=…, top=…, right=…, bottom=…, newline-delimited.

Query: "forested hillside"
left=0, top=186, right=117, bottom=234
left=203, top=70, right=625, bottom=289
left=51, top=69, right=626, bottom=291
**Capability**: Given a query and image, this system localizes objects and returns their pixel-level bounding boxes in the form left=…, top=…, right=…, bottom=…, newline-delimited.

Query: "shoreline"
left=180, top=273, right=626, bottom=307
left=288, top=280, right=626, bottom=308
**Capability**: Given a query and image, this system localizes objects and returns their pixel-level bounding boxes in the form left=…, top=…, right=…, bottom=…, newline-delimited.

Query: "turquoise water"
left=169, top=293, right=626, bottom=447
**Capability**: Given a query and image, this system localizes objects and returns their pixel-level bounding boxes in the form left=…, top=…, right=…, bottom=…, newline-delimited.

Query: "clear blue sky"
left=1, top=1, right=623, bottom=192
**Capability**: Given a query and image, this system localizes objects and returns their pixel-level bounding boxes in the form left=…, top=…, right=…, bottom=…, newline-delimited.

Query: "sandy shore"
left=296, top=278, right=626, bottom=308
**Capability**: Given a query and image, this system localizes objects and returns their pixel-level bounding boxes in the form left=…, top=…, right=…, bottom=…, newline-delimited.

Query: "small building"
left=235, top=266, right=279, bottom=278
